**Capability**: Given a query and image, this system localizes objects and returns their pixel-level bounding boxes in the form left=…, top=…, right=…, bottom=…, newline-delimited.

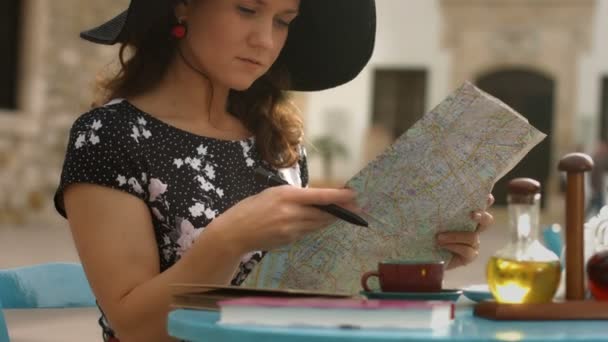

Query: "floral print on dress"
left=119, top=175, right=179, bottom=264
left=188, top=196, right=218, bottom=220
left=240, top=139, right=256, bottom=167
left=176, top=218, right=204, bottom=257
left=115, top=173, right=146, bottom=195
left=231, top=251, right=266, bottom=285
left=74, top=119, right=103, bottom=149
left=175, top=143, right=224, bottom=219
left=149, top=178, right=168, bottom=202
left=129, top=116, right=152, bottom=143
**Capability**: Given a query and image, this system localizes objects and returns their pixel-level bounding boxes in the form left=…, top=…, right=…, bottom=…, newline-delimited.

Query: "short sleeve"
left=54, top=109, right=148, bottom=218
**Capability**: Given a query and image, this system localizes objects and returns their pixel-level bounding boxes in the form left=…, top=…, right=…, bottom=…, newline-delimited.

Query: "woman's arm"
left=65, top=182, right=357, bottom=342
left=65, top=184, right=244, bottom=342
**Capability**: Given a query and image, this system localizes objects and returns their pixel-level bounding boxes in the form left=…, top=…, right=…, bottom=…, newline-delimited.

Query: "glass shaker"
left=487, top=178, right=561, bottom=304
left=586, top=206, right=608, bottom=300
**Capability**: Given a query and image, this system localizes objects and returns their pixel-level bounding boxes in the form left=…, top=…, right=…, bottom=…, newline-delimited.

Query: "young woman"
left=54, top=0, right=494, bottom=341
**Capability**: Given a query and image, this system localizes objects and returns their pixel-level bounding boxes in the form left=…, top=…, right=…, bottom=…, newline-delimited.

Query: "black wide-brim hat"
left=80, top=0, right=376, bottom=92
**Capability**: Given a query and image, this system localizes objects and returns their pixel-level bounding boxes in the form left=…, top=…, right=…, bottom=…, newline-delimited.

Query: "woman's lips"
left=237, top=57, right=264, bottom=68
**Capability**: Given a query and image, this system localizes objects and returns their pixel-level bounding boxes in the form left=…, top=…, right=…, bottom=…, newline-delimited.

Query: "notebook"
left=170, top=283, right=351, bottom=311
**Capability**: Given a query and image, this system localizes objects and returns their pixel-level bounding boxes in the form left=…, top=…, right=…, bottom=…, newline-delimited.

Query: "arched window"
left=477, top=69, right=555, bottom=207
left=0, top=0, right=22, bottom=110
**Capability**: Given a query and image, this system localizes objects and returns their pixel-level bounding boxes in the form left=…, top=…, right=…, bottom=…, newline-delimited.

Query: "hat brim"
left=283, top=0, right=376, bottom=91
left=80, top=0, right=169, bottom=45
left=80, top=10, right=128, bottom=45
left=79, top=0, right=376, bottom=91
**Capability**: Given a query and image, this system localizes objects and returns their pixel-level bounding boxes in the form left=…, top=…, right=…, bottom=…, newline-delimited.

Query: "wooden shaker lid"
left=558, top=153, right=594, bottom=173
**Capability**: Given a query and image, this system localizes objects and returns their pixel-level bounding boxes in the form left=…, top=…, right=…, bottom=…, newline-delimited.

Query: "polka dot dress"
left=54, top=99, right=308, bottom=339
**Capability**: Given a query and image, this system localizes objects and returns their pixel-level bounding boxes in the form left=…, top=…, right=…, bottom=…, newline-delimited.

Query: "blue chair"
left=0, top=262, right=96, bottom=309
left=0, top=299, right=9, bottom=342
left=0, top=263, right=97, bottom=341
left=542, top=224, right=563, bottom=258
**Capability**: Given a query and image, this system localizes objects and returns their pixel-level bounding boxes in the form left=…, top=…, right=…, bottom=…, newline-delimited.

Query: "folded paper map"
left=243, top=81, right=546, bottom=294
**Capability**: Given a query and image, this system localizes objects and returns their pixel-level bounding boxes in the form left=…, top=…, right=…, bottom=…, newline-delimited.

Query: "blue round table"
left=168, top=307, right=608, bottom=342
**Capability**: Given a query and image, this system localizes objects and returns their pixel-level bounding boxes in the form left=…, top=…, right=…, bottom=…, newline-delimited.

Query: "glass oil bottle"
left=487, top=178, right=561, bottom=304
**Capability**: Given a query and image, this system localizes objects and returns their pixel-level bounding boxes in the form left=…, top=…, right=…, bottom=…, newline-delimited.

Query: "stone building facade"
left=440, top=0, right=596, bottom=204
left=0, top=0, right=127, bottom=225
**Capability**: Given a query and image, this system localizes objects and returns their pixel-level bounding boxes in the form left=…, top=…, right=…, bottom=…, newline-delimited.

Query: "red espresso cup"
left=361, top=260, right=445, bottom=292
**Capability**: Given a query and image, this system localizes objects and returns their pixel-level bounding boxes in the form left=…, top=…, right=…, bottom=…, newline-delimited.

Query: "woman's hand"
left=436, top=194, right=495, bottom=270
left=206, top=185, right=360, bottom=255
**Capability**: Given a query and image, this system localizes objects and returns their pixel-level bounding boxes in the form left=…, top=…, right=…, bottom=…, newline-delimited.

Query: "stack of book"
left=170, top=283, right=350, bottom=311
left=217, top=297, right=455, bottom=329
left=171, top=284, right=455, bottom=330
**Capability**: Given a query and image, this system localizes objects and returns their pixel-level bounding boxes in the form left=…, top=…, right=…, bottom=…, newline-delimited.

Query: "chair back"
left=543, top=224, right=563, bottom=259
left=0, top=299, right=9, bottom=342
left=0, top=263, right=96, bottom=309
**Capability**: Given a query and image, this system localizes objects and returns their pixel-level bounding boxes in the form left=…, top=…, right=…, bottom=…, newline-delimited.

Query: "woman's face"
left=178, top=0, right=300, bottom=90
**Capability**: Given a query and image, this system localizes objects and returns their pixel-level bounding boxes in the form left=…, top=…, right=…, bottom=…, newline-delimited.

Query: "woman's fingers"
left=446, top=254, right=467, bottom=270
left=292, top=205, right=336, bottom=222
left=437, top=231, right=480, bottom=248
left=471, top=211, right=494, bottom=232
left=287, top=187, right=358, bottom=206
left=437, top=231, right=481, bottom=269
left=442, top=243, right=479, bottom=268
left=332, top=201, right=365, bottom=215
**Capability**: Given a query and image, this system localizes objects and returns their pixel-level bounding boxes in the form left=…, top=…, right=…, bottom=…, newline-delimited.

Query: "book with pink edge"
left=217, top=297, right=455, bottom=330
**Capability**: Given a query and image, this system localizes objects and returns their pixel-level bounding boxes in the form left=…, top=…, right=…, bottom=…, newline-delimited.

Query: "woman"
left=54, top=0, right=494, bottom=341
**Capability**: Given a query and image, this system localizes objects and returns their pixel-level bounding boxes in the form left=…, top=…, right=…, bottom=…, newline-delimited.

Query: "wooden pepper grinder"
left=558, top=153, right=594, bottom=300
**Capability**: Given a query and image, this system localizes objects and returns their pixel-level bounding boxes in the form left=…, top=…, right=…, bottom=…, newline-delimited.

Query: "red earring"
left=171, top=20, right=187, bottom=39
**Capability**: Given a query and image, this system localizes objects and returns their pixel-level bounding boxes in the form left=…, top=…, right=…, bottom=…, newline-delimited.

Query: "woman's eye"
left=275, top=19, right=290, bottom=27
left=237, top=6, right=256, bottom=15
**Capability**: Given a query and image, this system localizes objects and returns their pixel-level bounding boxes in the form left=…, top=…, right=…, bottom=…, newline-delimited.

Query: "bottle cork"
left=507, top=178, right=541, bottom=204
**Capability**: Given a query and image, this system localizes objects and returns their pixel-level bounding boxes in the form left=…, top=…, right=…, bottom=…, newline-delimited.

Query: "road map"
left=242, top=81, right=546, bottom=294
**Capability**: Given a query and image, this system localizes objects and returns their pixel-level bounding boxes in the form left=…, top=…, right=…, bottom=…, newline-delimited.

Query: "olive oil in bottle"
left=486, top=178, right=561, bottom=304
left=487, top=255, right=561, bottom=303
